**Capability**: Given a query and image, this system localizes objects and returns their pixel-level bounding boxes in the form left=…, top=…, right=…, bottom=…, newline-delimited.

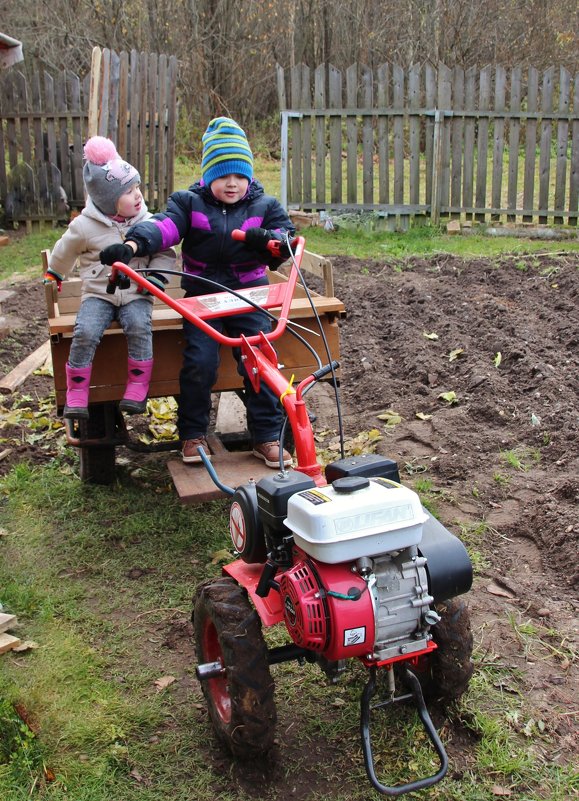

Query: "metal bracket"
left=360, top=666, right=448, bottom=796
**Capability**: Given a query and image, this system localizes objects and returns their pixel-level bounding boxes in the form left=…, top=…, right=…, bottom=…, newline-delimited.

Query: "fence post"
left=280, top=111, right=289, bottom=210
left=431, top=110, right=444, bottom=226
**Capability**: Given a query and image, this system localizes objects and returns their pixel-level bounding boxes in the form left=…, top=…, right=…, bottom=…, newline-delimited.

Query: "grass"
left=1, top=457, right=575, bottom=800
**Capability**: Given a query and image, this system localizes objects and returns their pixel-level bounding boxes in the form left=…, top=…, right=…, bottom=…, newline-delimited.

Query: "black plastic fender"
left=418, top=510, right=473, bottom=603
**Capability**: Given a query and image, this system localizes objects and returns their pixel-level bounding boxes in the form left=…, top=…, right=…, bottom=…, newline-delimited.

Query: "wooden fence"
left=0, top=48, right=177, bottom=227
left=277, top=63, right=579, bottom=227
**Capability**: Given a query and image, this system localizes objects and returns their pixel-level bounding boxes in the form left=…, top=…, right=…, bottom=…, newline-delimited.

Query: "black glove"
left=99, top=243, right=134, bottom=266
left=243, top=227, right=272, bottom=253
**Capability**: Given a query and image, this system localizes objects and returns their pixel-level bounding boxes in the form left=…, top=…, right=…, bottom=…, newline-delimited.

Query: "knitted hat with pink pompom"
left=82, top=136, right=140, bottom=215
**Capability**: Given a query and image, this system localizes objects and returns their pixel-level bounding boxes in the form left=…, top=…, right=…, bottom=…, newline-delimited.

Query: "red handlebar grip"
left=231, top=229, right=246, bottom=241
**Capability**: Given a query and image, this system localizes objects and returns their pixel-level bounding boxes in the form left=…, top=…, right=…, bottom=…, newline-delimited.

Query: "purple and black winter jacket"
left=126, top=179, right=295, bottom=295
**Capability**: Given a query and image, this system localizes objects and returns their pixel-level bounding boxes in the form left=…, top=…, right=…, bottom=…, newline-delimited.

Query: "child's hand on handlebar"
left=235, top=228, right=298, bottom=263
left=99, top=243, right=135, bottom=266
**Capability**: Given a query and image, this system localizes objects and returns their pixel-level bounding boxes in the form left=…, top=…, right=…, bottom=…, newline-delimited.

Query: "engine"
left=280, top=475, right=437, bottom=662
left=229, top=458, right=472, bottom=667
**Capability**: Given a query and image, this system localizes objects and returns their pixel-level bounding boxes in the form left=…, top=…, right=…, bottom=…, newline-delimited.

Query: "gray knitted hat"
left=83, top=136, right=140, bottom=215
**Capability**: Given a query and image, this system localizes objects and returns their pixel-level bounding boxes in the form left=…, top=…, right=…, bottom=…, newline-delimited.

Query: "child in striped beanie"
left=100, top=117, right=296, bottom=470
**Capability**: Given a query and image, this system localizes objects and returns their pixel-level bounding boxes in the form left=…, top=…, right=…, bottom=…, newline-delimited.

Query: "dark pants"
left=177, top=307, right=284, bottom=444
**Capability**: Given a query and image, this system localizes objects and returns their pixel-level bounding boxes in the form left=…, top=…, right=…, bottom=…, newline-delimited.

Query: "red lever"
left=231, top=229, right=297, bottom=259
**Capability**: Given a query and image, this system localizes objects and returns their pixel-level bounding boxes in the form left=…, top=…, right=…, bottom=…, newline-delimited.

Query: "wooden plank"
left=0, top=340, right=51, bottom=394
left=31, top=72, right=43, bottom=164
left=4, top=73, right=18, bottom=168
left=475, top=66, right=492, bottom=222
left=118, top=51, right=129, bottom=157
left=108, top=49, right=121, bottom=145
left=15, top=71, right=32, bottom=166
left=392, top=64, right=404, bottom=206
left=165, top=56, right=178, bottom=201
left=554, top=67, right=570, bottom=224
left=0, top=613, right=17, bottom=633
left=158, top=54, right=169, bottom=212
left=129, top=49, right=139, bottom=166
left=377, top=63, right=390, bottom=205
left=462, top=66, right=477, bottom=219
left=570, top=73, right=579, bottom=226
left=55, top=71, right=72, bottom=200
left=507, top=67, right=522, bottom=222
left=408, top=64, right=421, bottom=208
left=491, top=65, right=506, bottom=221
left=290, top=64, right=302, bottom=206
left=450, top=66, right=464, bottom=219
left=314, top=65, right=326, bottom=206
left=146, top=52, right=157, bottom=208
left=538, top=66, right=555, bottom=223
left=138, top=51, right=148, bottom=193
left=346, top=64, right=358, bottom=204
left=44, top=72, right=58, bottom=169
left=361, top=65, right=374, bottom=205
left=0, top=633, right=22, bottom=655
left=328, top=64, right=342, bottom=204
left=523, top=67, right=539, bottom=222
left=87, top=46, right=102, bottom=137
left=437, top=63, right=452, bottom=214
left=424, top=63, right=436, bottom=211
left=99, top=49, right=111, bottom=137
left=68, top=71, right=83, bottom=201
left=301, top=64, right=312, bottom=207
left=431, top=110, right=443, bottom=226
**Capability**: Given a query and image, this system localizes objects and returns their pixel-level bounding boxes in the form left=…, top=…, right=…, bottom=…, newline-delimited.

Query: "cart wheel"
left=78, top=404, right=117, bottom=485
left=193, top=576, right=276, bottom=758
left=408, top=598, right=474, bottom=706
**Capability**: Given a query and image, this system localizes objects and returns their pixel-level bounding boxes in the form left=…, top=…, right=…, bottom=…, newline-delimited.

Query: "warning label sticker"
left=298, top=489, right=331, bottom=505
left=343, top=626, right=366, bottom=647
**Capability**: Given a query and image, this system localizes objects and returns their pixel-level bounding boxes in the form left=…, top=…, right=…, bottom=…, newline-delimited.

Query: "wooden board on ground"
left=167, top=434, right=280, bottom=505
left=0, top=613, right=18, bottom=633
left=0, top=339, right=51, bottom=393
left=0, top=633, right=21, bottom=655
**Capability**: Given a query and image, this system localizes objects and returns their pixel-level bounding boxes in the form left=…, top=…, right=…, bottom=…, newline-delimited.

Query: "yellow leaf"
left=448, top=348, right=464, bottom=361
left=211, top=548, right=232, bottom=565
left=423, top=332, right=439, bottom=340
left=376, top=409, right=402, bottom=426
left=438, top=391, right=458, bottom=405
left=415, top=412, right=432, bottom=420
left=494, top=352, right=502, bottom=368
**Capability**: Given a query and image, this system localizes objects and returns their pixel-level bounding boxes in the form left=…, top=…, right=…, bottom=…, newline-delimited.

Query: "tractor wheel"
left=409, top=598, right=474, bottom=707
left=193, top=576, right=277, bottom=758
left=78, top=404, right=117, bottom=485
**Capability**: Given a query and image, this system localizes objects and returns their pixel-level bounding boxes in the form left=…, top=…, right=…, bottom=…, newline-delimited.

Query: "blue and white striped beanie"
left=201, top=117, right=253, bottom=187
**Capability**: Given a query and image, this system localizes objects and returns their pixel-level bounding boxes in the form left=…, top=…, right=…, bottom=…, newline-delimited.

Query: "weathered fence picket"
left=277, top=62, right=579, bottom=225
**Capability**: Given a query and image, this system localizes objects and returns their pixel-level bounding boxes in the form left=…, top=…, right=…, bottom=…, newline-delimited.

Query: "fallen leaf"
left=491, top=785, right=512, bottom=796
left=438, top=391, right=458, bottom=405
left=415, top=412, right=432, bottom=421
left=376, top=409, right=402, bottom=426
left=423, top=331, right=439, bottom=340
left=448, top=348, right=464, bottom=361
left=494, top=352, right=502, bottom=368
left=211, top=548, right=232, bottom=565
left=486, top=581, right=516, bottom=599
left=12, top=640, right=39, bottom=653
left=154, top=675, right=176, bottom=691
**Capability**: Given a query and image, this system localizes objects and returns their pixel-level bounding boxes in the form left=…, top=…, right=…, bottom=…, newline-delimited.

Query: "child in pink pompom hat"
left=43, top=136, right=175, bottom=419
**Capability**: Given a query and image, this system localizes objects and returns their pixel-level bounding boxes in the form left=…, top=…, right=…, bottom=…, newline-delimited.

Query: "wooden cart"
left=44, top=251, right=345, bottom=500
